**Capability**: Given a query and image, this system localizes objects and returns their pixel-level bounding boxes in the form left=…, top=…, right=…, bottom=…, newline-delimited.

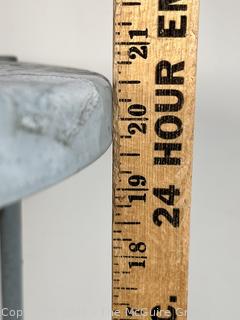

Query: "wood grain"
left=113, top=1, right=199, bottom=319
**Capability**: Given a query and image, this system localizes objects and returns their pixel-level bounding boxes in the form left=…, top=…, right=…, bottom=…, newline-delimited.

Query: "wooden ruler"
left=113, top=1, right=199, bottom=319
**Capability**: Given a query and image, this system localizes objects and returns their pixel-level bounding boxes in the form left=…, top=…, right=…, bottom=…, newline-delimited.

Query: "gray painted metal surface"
left=0, top=60, right=112, bottom=319
left=0, top=62, right=112, bottom=208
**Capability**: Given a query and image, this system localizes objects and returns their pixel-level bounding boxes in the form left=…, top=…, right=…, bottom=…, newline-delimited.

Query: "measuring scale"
left=113, top=1, right=199, bottom=319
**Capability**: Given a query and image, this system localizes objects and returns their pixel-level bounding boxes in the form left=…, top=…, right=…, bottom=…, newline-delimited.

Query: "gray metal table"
left=0, top=57, right=112, bottom=319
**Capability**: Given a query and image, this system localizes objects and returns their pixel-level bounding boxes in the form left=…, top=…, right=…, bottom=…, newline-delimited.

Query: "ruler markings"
left=113, top=0, right=199, bottom=319
left=113, top=318, right=142, bottom=320
left=119, top=99, right=132, bottom=102
left=122, top=2, right=141, bottom=6
left=115, top=42, right=150, bottom=45
left=120, top=153, right=140, bottom=157
left=114, top=221, right=141, bottom=225
left=114, top=256, right=147, bottom=259
left=113, top=287, right=138, bottom=291
left=118, top=22, right=132, bottom=26
left=113, top=319, right=142, bottom=320
left=117, top=61, right=132, bottom=65
left=119, top=171, right=132, bottom=174
left=117, top=188, right=149, bottom=191
left=118, top=80, right=141, bottom=84
left=116, top=205, right=132, bottom=208
left=120, top=117, right=148, bottom=121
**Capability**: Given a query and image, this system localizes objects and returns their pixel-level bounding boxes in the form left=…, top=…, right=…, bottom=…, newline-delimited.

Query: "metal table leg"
left=0, top=203, right=23, bottom=319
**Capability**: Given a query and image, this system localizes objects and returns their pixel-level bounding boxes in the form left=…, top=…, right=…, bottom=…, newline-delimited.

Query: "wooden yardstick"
left=112, top=1, right=199, bottom=319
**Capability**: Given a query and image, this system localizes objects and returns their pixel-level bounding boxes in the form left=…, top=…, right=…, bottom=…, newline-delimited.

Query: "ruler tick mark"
left=117, top=188, right=149, bottom=191
left=115, top=255, right=147, bottom=259
left=119, top=80, right=141, bottom=84
left=120, top=117, right=149, bottom=121
left=117, top=61, right=132, bottom=65
left=114, top=287, right=138, bottom=291
left=118, top=22, right=132, bottom=26
left=120, top=171, right=132, bottom=174
left=122, top=2, right=141, bottom=6
left=119, top=99, right=132, bottom=102
left=115, top=221, right=141, bottom=225
left=120, top=153, right=140, bottom=157
left=116, top=41, right=150, bottom=46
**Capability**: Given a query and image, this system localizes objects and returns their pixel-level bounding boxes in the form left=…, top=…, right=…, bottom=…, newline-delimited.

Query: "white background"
left=0, top=0, right=239, bottom=319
